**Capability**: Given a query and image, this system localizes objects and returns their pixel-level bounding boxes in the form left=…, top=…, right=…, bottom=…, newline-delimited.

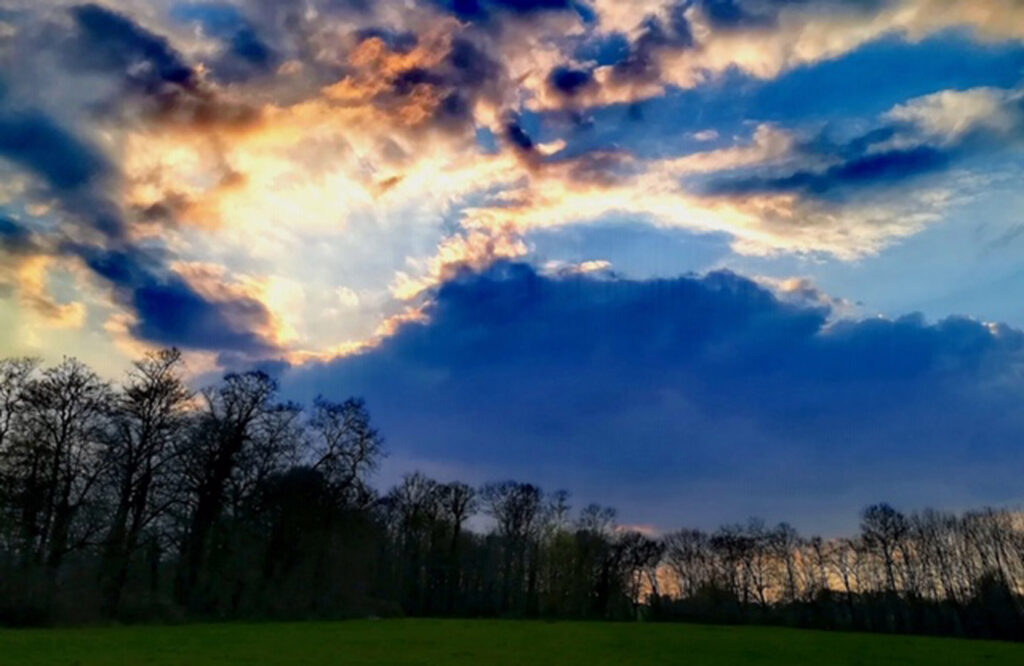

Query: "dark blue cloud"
left=703, top=145, right=952, bottom=197
left=71, top=243, right=276, bottom=355
left=548, top=66, right=594, bottom=96
left=700, top=0, right=764, bottom=28
left=392, top=68, right=447, bottom=94
left=0, top=109, right=127, bottom=240
left=131, top=280, right=275, bottom=354
left=447, top=38, right=500, bottom=88
left=69, top=3, right=196, bottom=92
left=697, top=87, right=1024, bottom=200
left=0, top=111, right=109, bottom=192
left=0, top=216, right=35, bottom=254
left=828, top=145, right=950, bottom=185
left=58, top=4, right=256, bottom=127
left=503, top=113, right=535, bottom=151
left=433, top=0, right=576, bottom=24
left=695, top=0, right=881, bottom=30
left=282, top=262, right=1024, bottom=531
left=490, top=0, right=574, bottom=12
left=387, top=35, right=501, bottom=100
left=228, top=28, right=275, bottom=68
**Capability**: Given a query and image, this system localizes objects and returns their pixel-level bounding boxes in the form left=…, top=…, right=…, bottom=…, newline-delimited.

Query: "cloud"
left=53, top=4, right=258, bottom=129
left=698, top=85, right=1024, bottom=199
left=607, top=1, right=694, bottom=85
left=433, top=0, right=577, bottom=25
left=70, top=244, right=277, bottom=354
left=130, top=278, right=273, bottom=353
left=0, top=4, right=288, bottom=357
left=356, top=32, right=502, bottom=130
left=703, top=145, right=951, bottom=197
left=1, top=0, right=1023, bottom=368
left=548, top=65, right=596, bottom=97
left=0, top=1, right=1023, bottom=529
left=0, top=234, right=86, bottom=329
left=561, top=0, right=1024, bottom=108
left=885, top=86, right=1024, bottom=141
left=0, top=110, right=111, bottom=195
left=0, top=103, right=276, bottom=355
left=0, top=215, right=38, bottom=255
left=68, top=3, right=196, bottom=92
left=390, top=228, right=529, bottom=300
left=170, top=3, right=279, bottom=83
left=282, top=261, right=1024, bottom=529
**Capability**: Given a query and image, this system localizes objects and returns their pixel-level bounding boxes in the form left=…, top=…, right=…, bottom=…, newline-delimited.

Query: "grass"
left=2, top=619, right=1023, bottom=665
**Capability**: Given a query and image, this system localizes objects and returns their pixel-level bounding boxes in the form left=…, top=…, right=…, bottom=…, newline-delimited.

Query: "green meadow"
left=2, top=619, right=1022, bottom=665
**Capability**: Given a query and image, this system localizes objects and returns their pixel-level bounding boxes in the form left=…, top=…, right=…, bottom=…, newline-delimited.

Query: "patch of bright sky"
left=173, top=205, right=451, bottom=351
left=722, top=171, right=1024, bottom=328
left=0, top=287, right=132, bottom=377
left=529, top=165, right=1024, bottom=329
left=527, top=219, right=732, bottom=277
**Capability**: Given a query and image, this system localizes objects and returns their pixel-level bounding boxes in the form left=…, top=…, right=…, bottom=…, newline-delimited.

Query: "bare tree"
left=617, top=531, right=664, bottom=618
left=309, top=397, right=383, bottom=507
left=99, top=349, right=192, bottom=614
left=768, top=522, right=801, bottom=603
left=481, top=481, right=544, bottom=612
left=576, top=504, right=616, bottom=536
left=861, top=503, right=909, bottom=594
left=437, top=482, right=477, bottom=611
left=174, top=371, right=282, bottom=610
left=664, top=529, right=713, bottom=598
left=14, top=359, right=113, bottom=584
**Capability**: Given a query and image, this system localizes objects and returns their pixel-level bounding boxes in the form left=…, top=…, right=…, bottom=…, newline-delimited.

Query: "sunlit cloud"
left=1, top=0, right=1023, bottom=371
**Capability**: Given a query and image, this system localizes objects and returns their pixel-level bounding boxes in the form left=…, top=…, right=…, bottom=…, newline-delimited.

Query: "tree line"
left=0, top=352, right=1022, bottom=640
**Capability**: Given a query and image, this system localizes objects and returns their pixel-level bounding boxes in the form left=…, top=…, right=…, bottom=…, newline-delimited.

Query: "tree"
left=387, top=473, right=441, bottom=613
left=308, top=397, right=383, bottom=507
left=3, top=351, right=1024, bottom=636
left=768, top=522, right=802, bottom=603
left=664, top=529, right=713, bottom=598
left=16, top=359, right=113, bottom=584
left=481, top=481, right=544, bottom=614
left=99, top=348, right=191, bottom=615
left=861, top=503, right=910, bottom=594
left=174, top=371, right=286, bottom=611
left=617, top=531, right=664, bottom=619
left=573, top=504, right=618, bottom=618
left=437, top=482, right=477, bottom=612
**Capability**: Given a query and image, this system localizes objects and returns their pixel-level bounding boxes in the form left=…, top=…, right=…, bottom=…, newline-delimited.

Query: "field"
left=2, top=619, right=1022, bottom=665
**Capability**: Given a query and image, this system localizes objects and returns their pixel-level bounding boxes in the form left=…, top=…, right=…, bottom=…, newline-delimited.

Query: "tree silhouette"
left=0, top=352, right=1021, bottom=640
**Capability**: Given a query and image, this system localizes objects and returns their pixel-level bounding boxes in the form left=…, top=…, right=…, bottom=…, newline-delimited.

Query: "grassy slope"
left=2, top=619, right=1023, bottom=665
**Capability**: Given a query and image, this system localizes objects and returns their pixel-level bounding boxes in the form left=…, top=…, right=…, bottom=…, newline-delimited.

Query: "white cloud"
left=886, top=86, right=1024, bottom=142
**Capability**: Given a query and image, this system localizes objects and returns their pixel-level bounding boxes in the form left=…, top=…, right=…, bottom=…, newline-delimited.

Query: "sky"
left=1, top=0, right=1024, bottom=534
